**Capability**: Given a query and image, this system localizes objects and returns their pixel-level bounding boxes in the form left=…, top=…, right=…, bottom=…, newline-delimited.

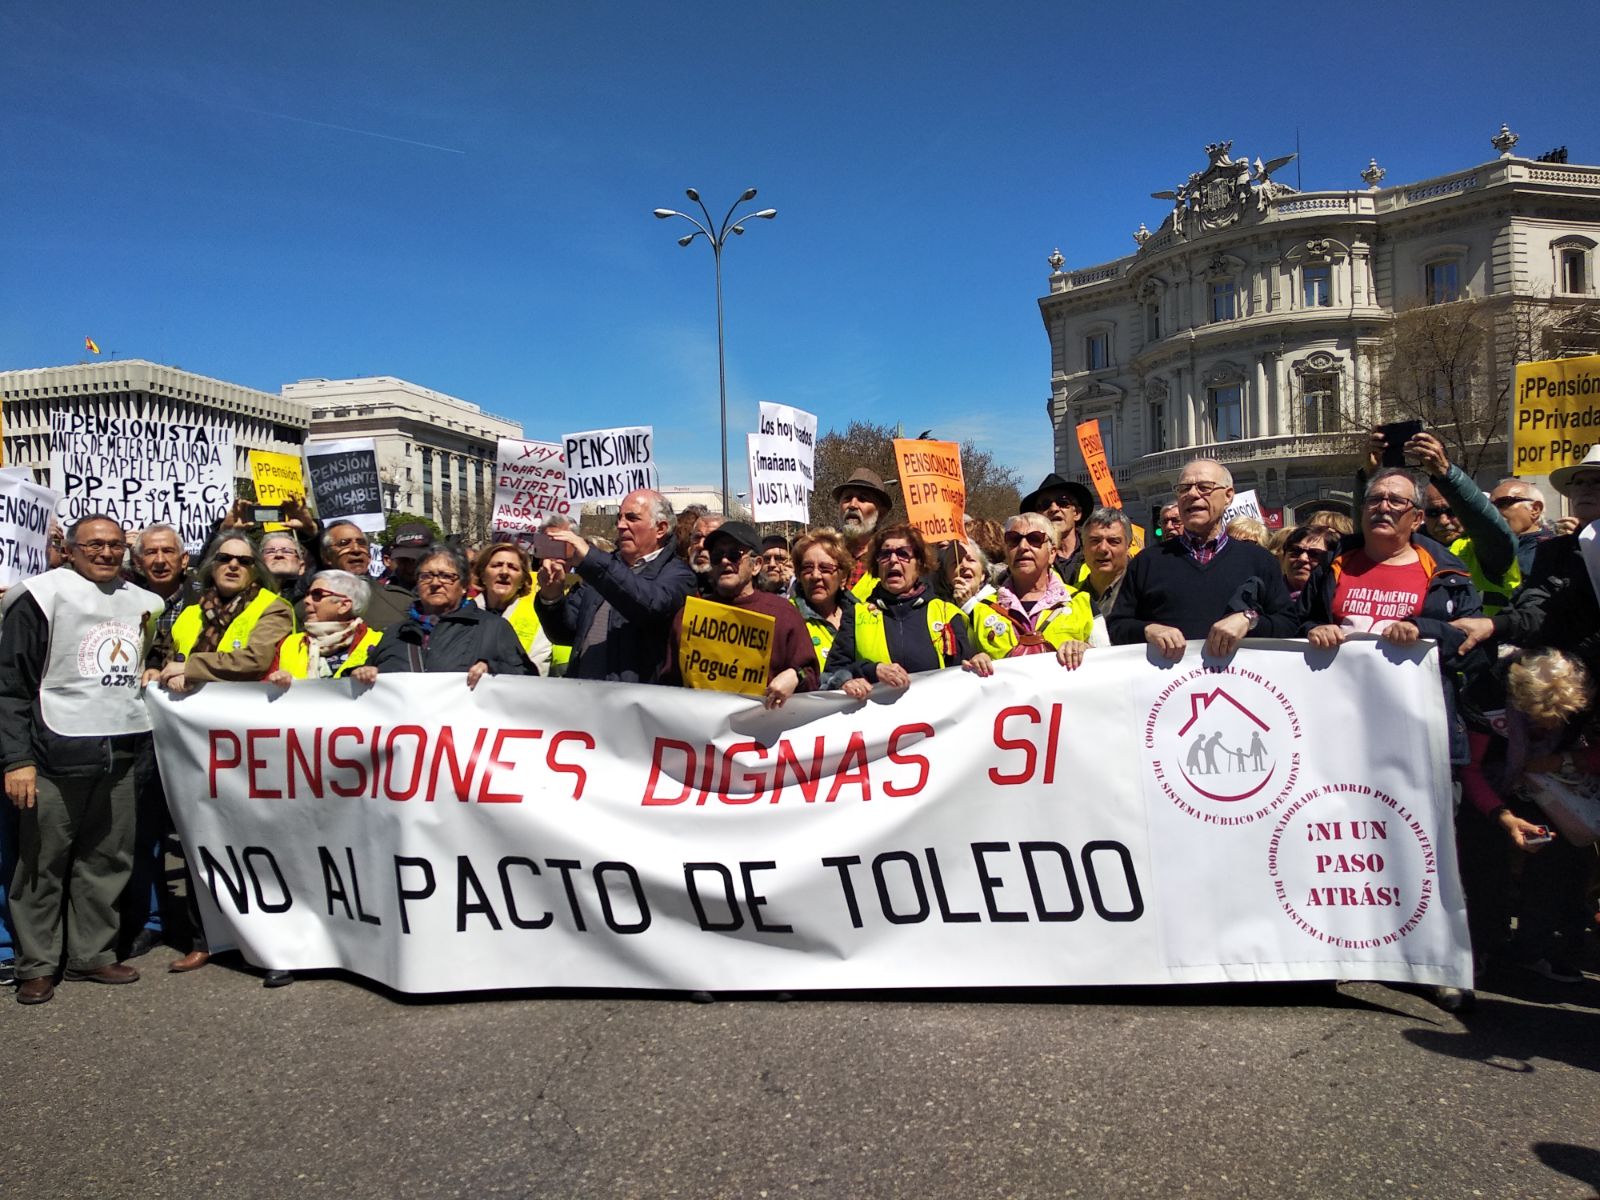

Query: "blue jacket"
left=535, top=545, right=696, bottom=683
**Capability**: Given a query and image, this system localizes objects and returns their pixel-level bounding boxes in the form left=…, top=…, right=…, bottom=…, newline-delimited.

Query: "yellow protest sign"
left=1074, top=419, right=1144, bottom=552
left=249, top=449, right=306, bottom=531
left=1513, top=353, right=1600, bottom=475
left=679, top=596, right=774, bottom=696
left=892, top=438, right=964, bottom=543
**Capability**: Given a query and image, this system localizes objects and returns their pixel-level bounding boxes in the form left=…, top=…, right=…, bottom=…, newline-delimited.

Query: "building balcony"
left=1129, top=431, right=1363, bottom=486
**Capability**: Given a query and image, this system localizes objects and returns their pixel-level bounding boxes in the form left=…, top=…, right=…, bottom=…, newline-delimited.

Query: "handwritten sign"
left=249, top=449, right=305, bottom=531
left=49, top=410, right=232, bottom=552
left=892, top=438, right=965, bottom=544
left=562, top=426, right=656, bottom=505
left=0, top=467, right=59, bottom=587
left=679, top=596, right=774, bottom=696
left=1513, top=352, right=1600, bottom=474
left=492, top=439, right=570, bottom=533
left=748, top=402, right=816, bottom=524
left=305, top=439, right=384, bottom=533
left=1074, top=418, right=1144, bottom=551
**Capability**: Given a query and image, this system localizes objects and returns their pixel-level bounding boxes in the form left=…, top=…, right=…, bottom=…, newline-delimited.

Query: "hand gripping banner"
left=145, top=641, right=1471, bottom=994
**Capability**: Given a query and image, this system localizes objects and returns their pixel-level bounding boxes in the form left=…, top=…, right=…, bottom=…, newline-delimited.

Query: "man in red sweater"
left=663, top=522, right=818, bottom=707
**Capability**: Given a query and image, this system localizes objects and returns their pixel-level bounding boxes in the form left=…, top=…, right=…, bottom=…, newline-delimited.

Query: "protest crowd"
left=3, top=426, right=1600, bottom=1010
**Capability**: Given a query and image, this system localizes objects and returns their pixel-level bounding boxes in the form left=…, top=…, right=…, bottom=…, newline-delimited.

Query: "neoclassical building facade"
left=1039, top=127, right=1600, bottom=524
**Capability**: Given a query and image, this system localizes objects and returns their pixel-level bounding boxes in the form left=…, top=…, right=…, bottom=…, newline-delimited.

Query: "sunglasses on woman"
left=876, top=546, right=916, bottom=563
left=213, top=552, right=255, bottom=567
left=1004, top=530, right=1051, bottom=549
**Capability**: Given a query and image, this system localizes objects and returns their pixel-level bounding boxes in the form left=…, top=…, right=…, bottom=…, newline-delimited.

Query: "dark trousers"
left=10, top=750, right=139, bottom=980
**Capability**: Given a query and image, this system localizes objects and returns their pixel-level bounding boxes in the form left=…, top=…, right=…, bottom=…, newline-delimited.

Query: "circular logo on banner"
left=1267, top=784, right=1436, bottom=950
left=78, top=620, right=140, bottom=680
left=1144, top=665, right=1302, bottom=825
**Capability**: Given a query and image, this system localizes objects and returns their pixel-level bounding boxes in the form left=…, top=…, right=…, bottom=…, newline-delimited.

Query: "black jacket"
left=367, top=603, right=535, bottom=676
left=822, top=584, right=976, bottom=681
left=1490, top=532, right=1600, bottom=671
left=535, top=546, right=696, bottom=683
left=0, top=592, right=146, bottom=776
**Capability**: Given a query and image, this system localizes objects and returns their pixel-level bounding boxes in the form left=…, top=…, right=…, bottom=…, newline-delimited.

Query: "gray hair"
left=1366, top=467, right=1426, bottom=508
left=1495, top=477, right=1545, bottom=504
left=640, top=489, right=674, bottom=526
left=1181, top=458, right=1235, bottom=489
left=132, top=523, right=182, bottom=559
left=1005, top=511, right=1059, bottom=548
left=417, top=544, right=471, bottom=583
left=66, top=513, right=125, bottom=543
left=196, top=530, right=277, bottom=594
left=260, top=531, right=306, bottom=563
left=1083, top=506, right=1133, bottom=542
left=308, top=568, right=371, bottom=616
left=319, top=521, right=371, bottom=561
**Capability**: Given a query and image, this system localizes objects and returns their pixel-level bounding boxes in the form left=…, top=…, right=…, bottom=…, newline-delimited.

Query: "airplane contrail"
left=240, top=106, right=467, bottom=155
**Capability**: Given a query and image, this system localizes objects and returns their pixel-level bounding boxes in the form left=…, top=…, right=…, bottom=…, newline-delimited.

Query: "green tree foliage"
left=808, top=420, right=1022, bottom=529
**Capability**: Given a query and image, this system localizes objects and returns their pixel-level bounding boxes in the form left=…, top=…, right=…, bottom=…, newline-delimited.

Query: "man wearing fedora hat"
left=1455, top=445, right=1600, bottom=666
left=1020, top=473, right=1095, bottom=586
left=835, top=468, right=894, bottom=601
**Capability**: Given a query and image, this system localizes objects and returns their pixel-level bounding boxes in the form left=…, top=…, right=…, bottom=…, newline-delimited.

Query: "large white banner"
left=748, top=402, right=816, bottom=524
left=145, top=641, right=1470, bottom=994
left=50, top=410, right=232, bottom=551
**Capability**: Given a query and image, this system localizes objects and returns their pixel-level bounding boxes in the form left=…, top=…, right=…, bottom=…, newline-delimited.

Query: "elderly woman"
left=353, top=544, right=533, bottom=687
left=258, top=530, right=312, bottom=606
left=939, top=537, right=996, bottom=613
left=822, top=523, right=992, bottom=699
left=1276, top=524, right=1338, bottom=603
left=473, top=540, right=553, bottom=675
left=154, top=532, right=294, bottom=694
left=969, top=512, right=1094, bottom=669
left=791, top=528, right=854, bottom=680
left=264, top=570, right=383, bottom=685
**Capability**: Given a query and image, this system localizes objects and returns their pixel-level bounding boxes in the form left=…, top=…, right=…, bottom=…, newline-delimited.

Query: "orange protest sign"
left=892, top=438, right=965, bottom=543
left=1074, top=419, right=1145, bottom=552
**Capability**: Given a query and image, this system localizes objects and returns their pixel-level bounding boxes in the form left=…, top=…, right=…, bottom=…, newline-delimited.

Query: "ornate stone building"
left=1039, top=127, right=1600, bottom=525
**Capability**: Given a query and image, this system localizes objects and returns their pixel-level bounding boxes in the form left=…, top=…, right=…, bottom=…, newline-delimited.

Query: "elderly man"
left=687, top=512, right=726, bottom=595
left=1158, top=502, right=1182, bottom=541
left=119, top=523, right=200, bottom=960
left=835, top=468, right=894, bottom=599
left=1108, top=458, right=1296, bottom=659
left=535, top=488, right=696, bottom=682
left=260, top=530, right=311, bottom=606
left=757, top=535, right=793, bottom=595
left=1080, top=507, right=1133, bottom=621
left=1372, top=429, right=1519, bottom=615
left=663, top=522, right=817, bottom=706
left=1455, top=445, right=1600, bottom=669
left=320, top=521, right=411, bottom=631
left=1, top=515, right=164, bottom=1005
left=1019, top=473, right=1094, bottom=584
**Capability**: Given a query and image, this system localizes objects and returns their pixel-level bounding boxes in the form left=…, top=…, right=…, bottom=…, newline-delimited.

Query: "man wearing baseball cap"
left=1019, top=473, right=1095, bottom=586
left=663, top=521, right=817, bottom=708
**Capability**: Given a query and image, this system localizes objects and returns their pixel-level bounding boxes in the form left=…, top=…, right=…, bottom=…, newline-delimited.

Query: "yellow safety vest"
left=1449, top=536, right=1521, bottom=616
left=853, top=595, right=964, bottom=668
left=969, top=590, right=1094, bottom=658
left=274, top=626, right=384, bottom=679
left=171, top=589, right=282, bottom=657
left=497, top=593, right=545, bottom=657
left=797, top=610, right=839, bottom=671
left=849, top=570, right=879, bottom=602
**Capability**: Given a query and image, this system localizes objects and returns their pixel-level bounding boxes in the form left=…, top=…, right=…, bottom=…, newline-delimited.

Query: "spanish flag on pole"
left=85, top=336, right=100, bottom=355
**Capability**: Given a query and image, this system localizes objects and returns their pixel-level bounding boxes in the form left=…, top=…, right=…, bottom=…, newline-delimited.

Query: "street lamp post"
left=654, top=188, right=777, bottom=517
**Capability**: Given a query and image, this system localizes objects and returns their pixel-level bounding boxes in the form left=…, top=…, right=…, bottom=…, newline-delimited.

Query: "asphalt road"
left=4, top=953, right=1598, bottom=1200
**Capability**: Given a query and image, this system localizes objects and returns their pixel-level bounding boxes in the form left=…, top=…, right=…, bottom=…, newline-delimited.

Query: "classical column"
left=1251, top=358, right=1269, bottom=440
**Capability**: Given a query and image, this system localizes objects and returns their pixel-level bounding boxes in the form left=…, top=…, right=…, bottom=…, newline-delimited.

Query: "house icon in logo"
left=1175, top=688, right=1276, bottom=802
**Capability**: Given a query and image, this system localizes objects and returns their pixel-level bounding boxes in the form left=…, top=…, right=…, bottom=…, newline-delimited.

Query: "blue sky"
left=2, top=1, right=1589, bottom=491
